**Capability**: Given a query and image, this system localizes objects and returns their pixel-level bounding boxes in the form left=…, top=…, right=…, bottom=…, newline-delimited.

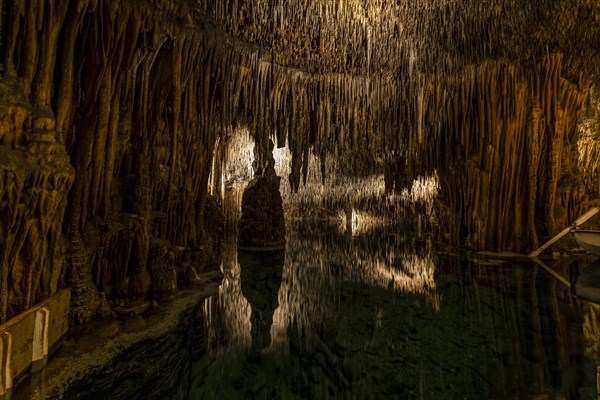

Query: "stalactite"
left=55, top=1, right=90, bottom=137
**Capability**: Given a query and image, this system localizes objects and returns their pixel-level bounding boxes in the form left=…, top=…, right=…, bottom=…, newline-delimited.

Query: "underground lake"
left=12, top=222, right=600, bottom=400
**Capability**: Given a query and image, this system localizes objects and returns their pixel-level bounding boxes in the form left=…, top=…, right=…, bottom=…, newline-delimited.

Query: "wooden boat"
left=571, top=259, right=600, bottom=305
left=529, top=207, right=600, bottom=257
left=570, top=229, right=600, bottom=256
left=528, top=207, right=600, bottom=304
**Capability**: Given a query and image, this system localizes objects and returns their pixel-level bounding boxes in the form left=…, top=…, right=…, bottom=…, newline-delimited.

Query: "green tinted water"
left=188, top=223, right=600, bottom=399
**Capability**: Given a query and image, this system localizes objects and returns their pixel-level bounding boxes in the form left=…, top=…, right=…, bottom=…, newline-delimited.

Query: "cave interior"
left=1, top=0, right=600, bottom=398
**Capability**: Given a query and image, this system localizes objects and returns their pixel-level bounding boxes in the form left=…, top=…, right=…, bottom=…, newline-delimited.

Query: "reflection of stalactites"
left=201, top=266, right=253, bottom=354
left=220, top=238, right=252, bottom=351
left=201, top=236, right=253, bottom=354
left=270, top=243, right=338, bottom=352
left=343, top=244, right=440, bottom=310
left=583, top=305, right=600, bottom=355
left=395, top=254, right=440, bottom=310
left=217, top=270, right=253, bottom=351
left=267, top=289, right=291, bottom=355
left=270, top=228, right=441, bottom=355
left=348, top=209, right=388, bottom=236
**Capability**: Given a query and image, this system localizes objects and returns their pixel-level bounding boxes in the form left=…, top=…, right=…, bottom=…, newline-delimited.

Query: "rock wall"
left=422, top=56, right=589, bottom=251
left=0, top=0, right=224, bottom=324
left=238, top=140, right=286, bottom=249
left=0, top=71, right=75, bottom=324
left=578, top=90, right=600, bottom=204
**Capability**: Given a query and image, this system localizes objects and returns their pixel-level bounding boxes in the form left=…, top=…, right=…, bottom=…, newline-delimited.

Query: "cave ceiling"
left=198, top=0, right=600, bottom=81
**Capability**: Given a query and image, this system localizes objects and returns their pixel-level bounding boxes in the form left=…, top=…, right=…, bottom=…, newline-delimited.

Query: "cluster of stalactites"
left=1, top=0, right=223, bottom=240
left=0, top=0, right=225, bottom=323
left=198, top=0, right=600, bottom=80
left=203, top=20, right=591, bottom=252
left=430, top=54, right=589, bottom=251
left=578, top=90, right=600, bottom=201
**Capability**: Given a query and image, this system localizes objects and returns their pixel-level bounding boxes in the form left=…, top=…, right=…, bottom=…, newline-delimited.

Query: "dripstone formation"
left=1, top=0, right=600, bottom=324
left=238, top=141, right=286, bottom=249
left=0, top=0, right=225, bottom=324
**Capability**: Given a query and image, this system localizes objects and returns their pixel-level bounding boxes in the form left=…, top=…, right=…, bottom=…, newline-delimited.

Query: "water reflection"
left=239, top=250, right=285, bottom=357
left=205, top=224, right=440, bottom=356
left=195, top=223, right=600, bottom=399
left=584, top=305, right=600, bottom=355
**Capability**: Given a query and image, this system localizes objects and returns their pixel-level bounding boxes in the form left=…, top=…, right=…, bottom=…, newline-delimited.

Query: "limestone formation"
left=238, top=170, right=286, bottom=249
left=96, top=292, right=113, bottom=321
left=578, top=90, right=600, bottom=205
left=0, top=74, right=75, bottom=324
left=0, top=0, right=225, bottom=323
left=200, top=195, right=225, bottom=267
left=68, top=233, right=100, bottom=325
left=238, top=141, right=286, bottom=249
left=150, top=244, right=177, bottom=301
left=1, top=0, right=600, bottom=323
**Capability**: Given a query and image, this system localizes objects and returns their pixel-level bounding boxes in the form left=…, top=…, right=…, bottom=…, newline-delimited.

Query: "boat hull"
left=571, top=230, right=600, bottom=256
left=572, top=259, right=600, bottom=305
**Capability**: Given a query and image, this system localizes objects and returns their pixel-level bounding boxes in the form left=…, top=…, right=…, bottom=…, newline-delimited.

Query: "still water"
left=184, top=223, right=600, bottom=400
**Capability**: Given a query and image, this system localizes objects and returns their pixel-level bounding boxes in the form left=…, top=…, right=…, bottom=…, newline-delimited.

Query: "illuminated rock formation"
left=1, top=0, right=600, bottom=323
left=0, top=0, right=223, bottom=323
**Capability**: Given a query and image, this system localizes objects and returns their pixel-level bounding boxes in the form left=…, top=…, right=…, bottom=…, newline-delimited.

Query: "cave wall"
left=578, top=90, right=600, bottom=203
left=0, top=0, right=223, bottom=324
left=194, top=0, right=600, bottom=252
left=422, top=56, right=588, bottom=251
left=0, top=68, right=75, bottom=324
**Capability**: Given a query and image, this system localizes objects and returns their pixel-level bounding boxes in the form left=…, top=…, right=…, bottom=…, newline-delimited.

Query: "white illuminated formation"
left=400, top=172, right=440, bottom=205
left=216, top=129, right=255, bottom=230
left=275, top=148, right=387, bottom=215
left=222, top=128, right=255, bottom=184
left=218, top=131, right=440, bottom=233
left=273, top=144, right=440, bottom=226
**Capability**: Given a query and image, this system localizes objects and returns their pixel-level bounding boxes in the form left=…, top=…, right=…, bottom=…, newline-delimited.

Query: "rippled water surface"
left=186, top=223, right=600, bottom=399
